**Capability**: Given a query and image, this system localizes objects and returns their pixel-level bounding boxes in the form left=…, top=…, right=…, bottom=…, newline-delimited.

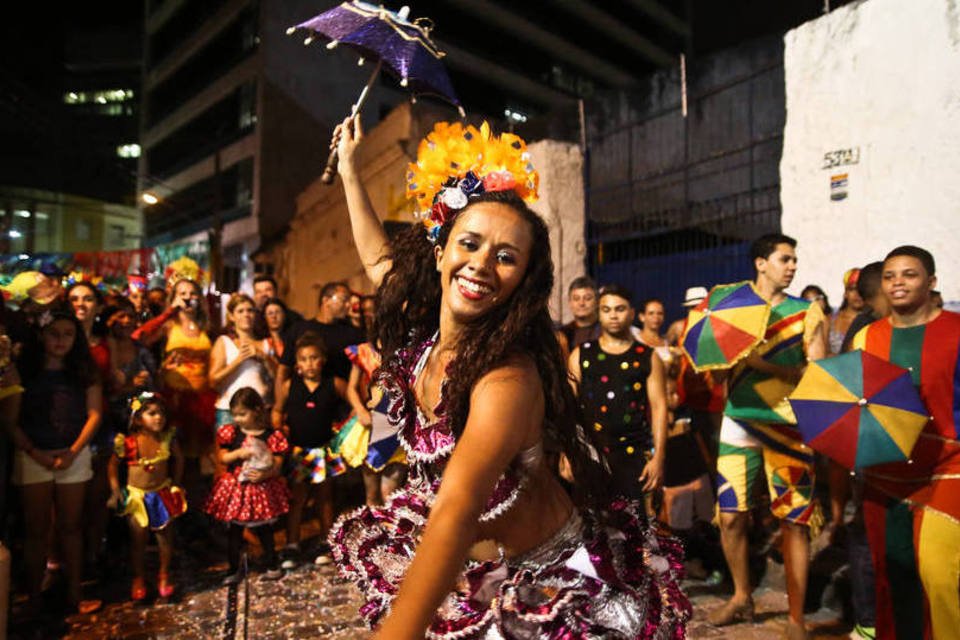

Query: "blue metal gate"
left=584, top=36, right=784, bottom=323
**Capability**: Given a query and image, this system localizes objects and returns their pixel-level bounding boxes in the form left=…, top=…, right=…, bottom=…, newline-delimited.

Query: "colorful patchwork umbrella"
left=680, top=281, right=771, bottom=372
left=287, top=1, right=463, bottom=183
left=788, top=349, right=929, bottom=470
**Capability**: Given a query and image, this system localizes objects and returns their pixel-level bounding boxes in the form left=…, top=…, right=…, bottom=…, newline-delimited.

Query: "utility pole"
left=209, top=145, right=223, bottom=294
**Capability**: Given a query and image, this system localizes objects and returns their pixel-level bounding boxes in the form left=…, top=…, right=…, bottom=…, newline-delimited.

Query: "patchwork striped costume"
left=852, top=310, right=960, bottom=640
left=716, top=295, right=825, bottom=526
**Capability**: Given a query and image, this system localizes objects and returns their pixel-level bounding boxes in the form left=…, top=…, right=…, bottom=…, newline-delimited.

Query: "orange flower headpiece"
left=406, top=121, right=539, bottom=243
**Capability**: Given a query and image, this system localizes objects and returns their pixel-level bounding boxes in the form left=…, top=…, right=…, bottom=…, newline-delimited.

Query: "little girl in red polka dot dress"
left=205, top=387, right=289, bottom=583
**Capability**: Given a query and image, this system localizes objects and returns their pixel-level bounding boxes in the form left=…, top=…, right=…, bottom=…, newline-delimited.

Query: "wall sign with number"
left=822, top=147, right=861, bottom=170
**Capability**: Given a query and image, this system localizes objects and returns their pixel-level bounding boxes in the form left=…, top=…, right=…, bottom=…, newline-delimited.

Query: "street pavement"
left=8, top=528, right=855, bottom=639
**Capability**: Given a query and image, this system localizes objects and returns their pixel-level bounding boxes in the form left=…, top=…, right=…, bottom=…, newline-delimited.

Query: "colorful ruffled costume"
left=330, top=335, right=691, bottom=638
left=113, top=430, right=187, bottom=530
left=328, top=343, right=406, bottom=472
left=205, top=424, right=290, bottom=526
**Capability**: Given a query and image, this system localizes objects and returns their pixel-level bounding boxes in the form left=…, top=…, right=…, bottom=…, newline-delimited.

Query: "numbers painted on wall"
left=822, top=148, right=861, bottom=170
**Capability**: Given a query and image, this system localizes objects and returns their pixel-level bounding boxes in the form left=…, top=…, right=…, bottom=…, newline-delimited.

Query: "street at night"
left=2, top=0, right=960, bottom=638
left=10, top=525, right=854, bottom=639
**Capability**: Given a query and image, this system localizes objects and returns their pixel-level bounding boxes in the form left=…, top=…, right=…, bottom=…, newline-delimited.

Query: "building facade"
left=0, top=187, right=141, bottom=255
left=138, top=0, right=405, bottom=291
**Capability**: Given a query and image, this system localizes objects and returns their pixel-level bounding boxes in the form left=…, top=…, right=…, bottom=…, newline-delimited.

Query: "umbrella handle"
left=322, top=61, right=383, bottom=185
left=320, top=148, right=340, bottom=185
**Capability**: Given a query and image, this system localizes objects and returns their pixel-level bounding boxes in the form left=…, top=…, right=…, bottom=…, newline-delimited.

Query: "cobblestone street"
left=9, top=531, right=854, bottom=640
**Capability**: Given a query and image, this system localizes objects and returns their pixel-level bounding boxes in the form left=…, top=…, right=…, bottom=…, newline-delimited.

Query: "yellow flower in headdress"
left=406, top=121, right=539, bottom=242
left=66, top=271, right=103, bottom=289
left=129, top=391, right=156, bottom=416
left=164, top=256, right=206, bottom=286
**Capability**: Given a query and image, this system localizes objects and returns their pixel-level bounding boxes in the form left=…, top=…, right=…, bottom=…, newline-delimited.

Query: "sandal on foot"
left=75, top=599, right=103, bottom=615
left=157, top=573, right=175, bottom=598
left=707, top=597, right=755, bottom=626
left=131, top=577, right=148, bottom=602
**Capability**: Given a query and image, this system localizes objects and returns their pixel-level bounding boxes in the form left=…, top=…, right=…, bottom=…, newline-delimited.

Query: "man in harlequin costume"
left=709, top=234, right=827, bottom=640
left=850, top=245, right=960, bottom=640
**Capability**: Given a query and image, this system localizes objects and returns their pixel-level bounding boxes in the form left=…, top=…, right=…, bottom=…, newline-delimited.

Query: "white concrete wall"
left=781, top=0, right=960, bottom=307
left=527, top=140, right=586, bottom=324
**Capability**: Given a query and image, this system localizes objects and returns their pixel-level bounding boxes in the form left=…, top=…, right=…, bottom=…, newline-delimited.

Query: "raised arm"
left=336, top=116, right=393, bottom=288
left=131, top=306, right=176, bottom=345
left=372, top=359, right=543, bottom=639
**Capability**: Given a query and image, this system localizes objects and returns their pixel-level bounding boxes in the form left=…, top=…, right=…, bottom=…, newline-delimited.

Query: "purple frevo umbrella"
left=289, top=1, right=462, bottom=111
left=288, top=2, right=463, bottom=183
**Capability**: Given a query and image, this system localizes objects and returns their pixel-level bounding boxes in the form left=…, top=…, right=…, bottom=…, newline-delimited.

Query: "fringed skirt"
left=330, top=493, right=691, bottom=639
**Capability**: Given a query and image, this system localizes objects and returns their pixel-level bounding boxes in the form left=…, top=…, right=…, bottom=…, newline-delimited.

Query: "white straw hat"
left=682, top=286, right=708, bottom=307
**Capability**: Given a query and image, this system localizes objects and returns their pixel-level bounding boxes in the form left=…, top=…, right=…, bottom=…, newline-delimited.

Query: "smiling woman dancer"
left=330, top=116, right=690, bottom=640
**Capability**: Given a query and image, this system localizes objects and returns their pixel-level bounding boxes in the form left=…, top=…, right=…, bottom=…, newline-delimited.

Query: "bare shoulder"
left=473, top=353, right=539, bottom=389
left=469, top=354, right=544, bottom=414
left=464, top=354, right=543, bottom=448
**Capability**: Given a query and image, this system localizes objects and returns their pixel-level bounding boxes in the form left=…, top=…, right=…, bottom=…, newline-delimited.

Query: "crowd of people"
left=0, top=113, right=957, bottom=640
left=551, top=237, right=957, bottom=640
left=0, top=264, right=398, bottom=618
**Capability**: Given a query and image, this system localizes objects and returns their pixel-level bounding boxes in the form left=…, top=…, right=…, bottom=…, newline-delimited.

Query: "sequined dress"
left=205, top=425, right=290, bottom=526
left=329, top=335, right=691, bottom=639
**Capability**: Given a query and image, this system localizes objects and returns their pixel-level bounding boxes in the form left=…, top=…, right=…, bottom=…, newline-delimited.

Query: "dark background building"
left=0, top=1, right=143, bottom=254
left=2, top=0, right=854, bottom=299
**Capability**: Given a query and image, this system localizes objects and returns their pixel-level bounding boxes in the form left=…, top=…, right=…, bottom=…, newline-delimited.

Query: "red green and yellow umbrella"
left=680, top=281, right=770, bottom=372
left=788, top=350, right=929, bottom=470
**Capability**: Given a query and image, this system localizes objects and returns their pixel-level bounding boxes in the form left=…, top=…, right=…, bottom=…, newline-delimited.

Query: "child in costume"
left=330, top=116, right=690, bottom=639
left=278, top=332, right=346, bottom=568
left=107, top=392, right=186, bottom=600
left=205, top=387, right=289, bottom=583
left=336, top=341, right=406, bottom=506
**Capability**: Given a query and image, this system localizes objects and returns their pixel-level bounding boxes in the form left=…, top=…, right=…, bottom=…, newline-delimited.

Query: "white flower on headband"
left=440, top=187, right=468, bottom=210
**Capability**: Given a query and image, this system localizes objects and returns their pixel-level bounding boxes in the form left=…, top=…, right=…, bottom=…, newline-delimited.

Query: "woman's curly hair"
left=373, top=190, right=613, bottom=512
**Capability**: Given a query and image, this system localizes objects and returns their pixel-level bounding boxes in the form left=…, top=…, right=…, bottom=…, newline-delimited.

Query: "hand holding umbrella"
left=333, top=114, right=364, bottom=182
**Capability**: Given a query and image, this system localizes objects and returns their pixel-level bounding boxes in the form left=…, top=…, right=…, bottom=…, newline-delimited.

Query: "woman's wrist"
left=340, top=164, right=361, bottom=183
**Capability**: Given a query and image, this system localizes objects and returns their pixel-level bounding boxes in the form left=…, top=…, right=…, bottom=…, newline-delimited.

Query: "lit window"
left=63, top=88, right=135, bottom=105
left=117, top=143, right=141, bottom=158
